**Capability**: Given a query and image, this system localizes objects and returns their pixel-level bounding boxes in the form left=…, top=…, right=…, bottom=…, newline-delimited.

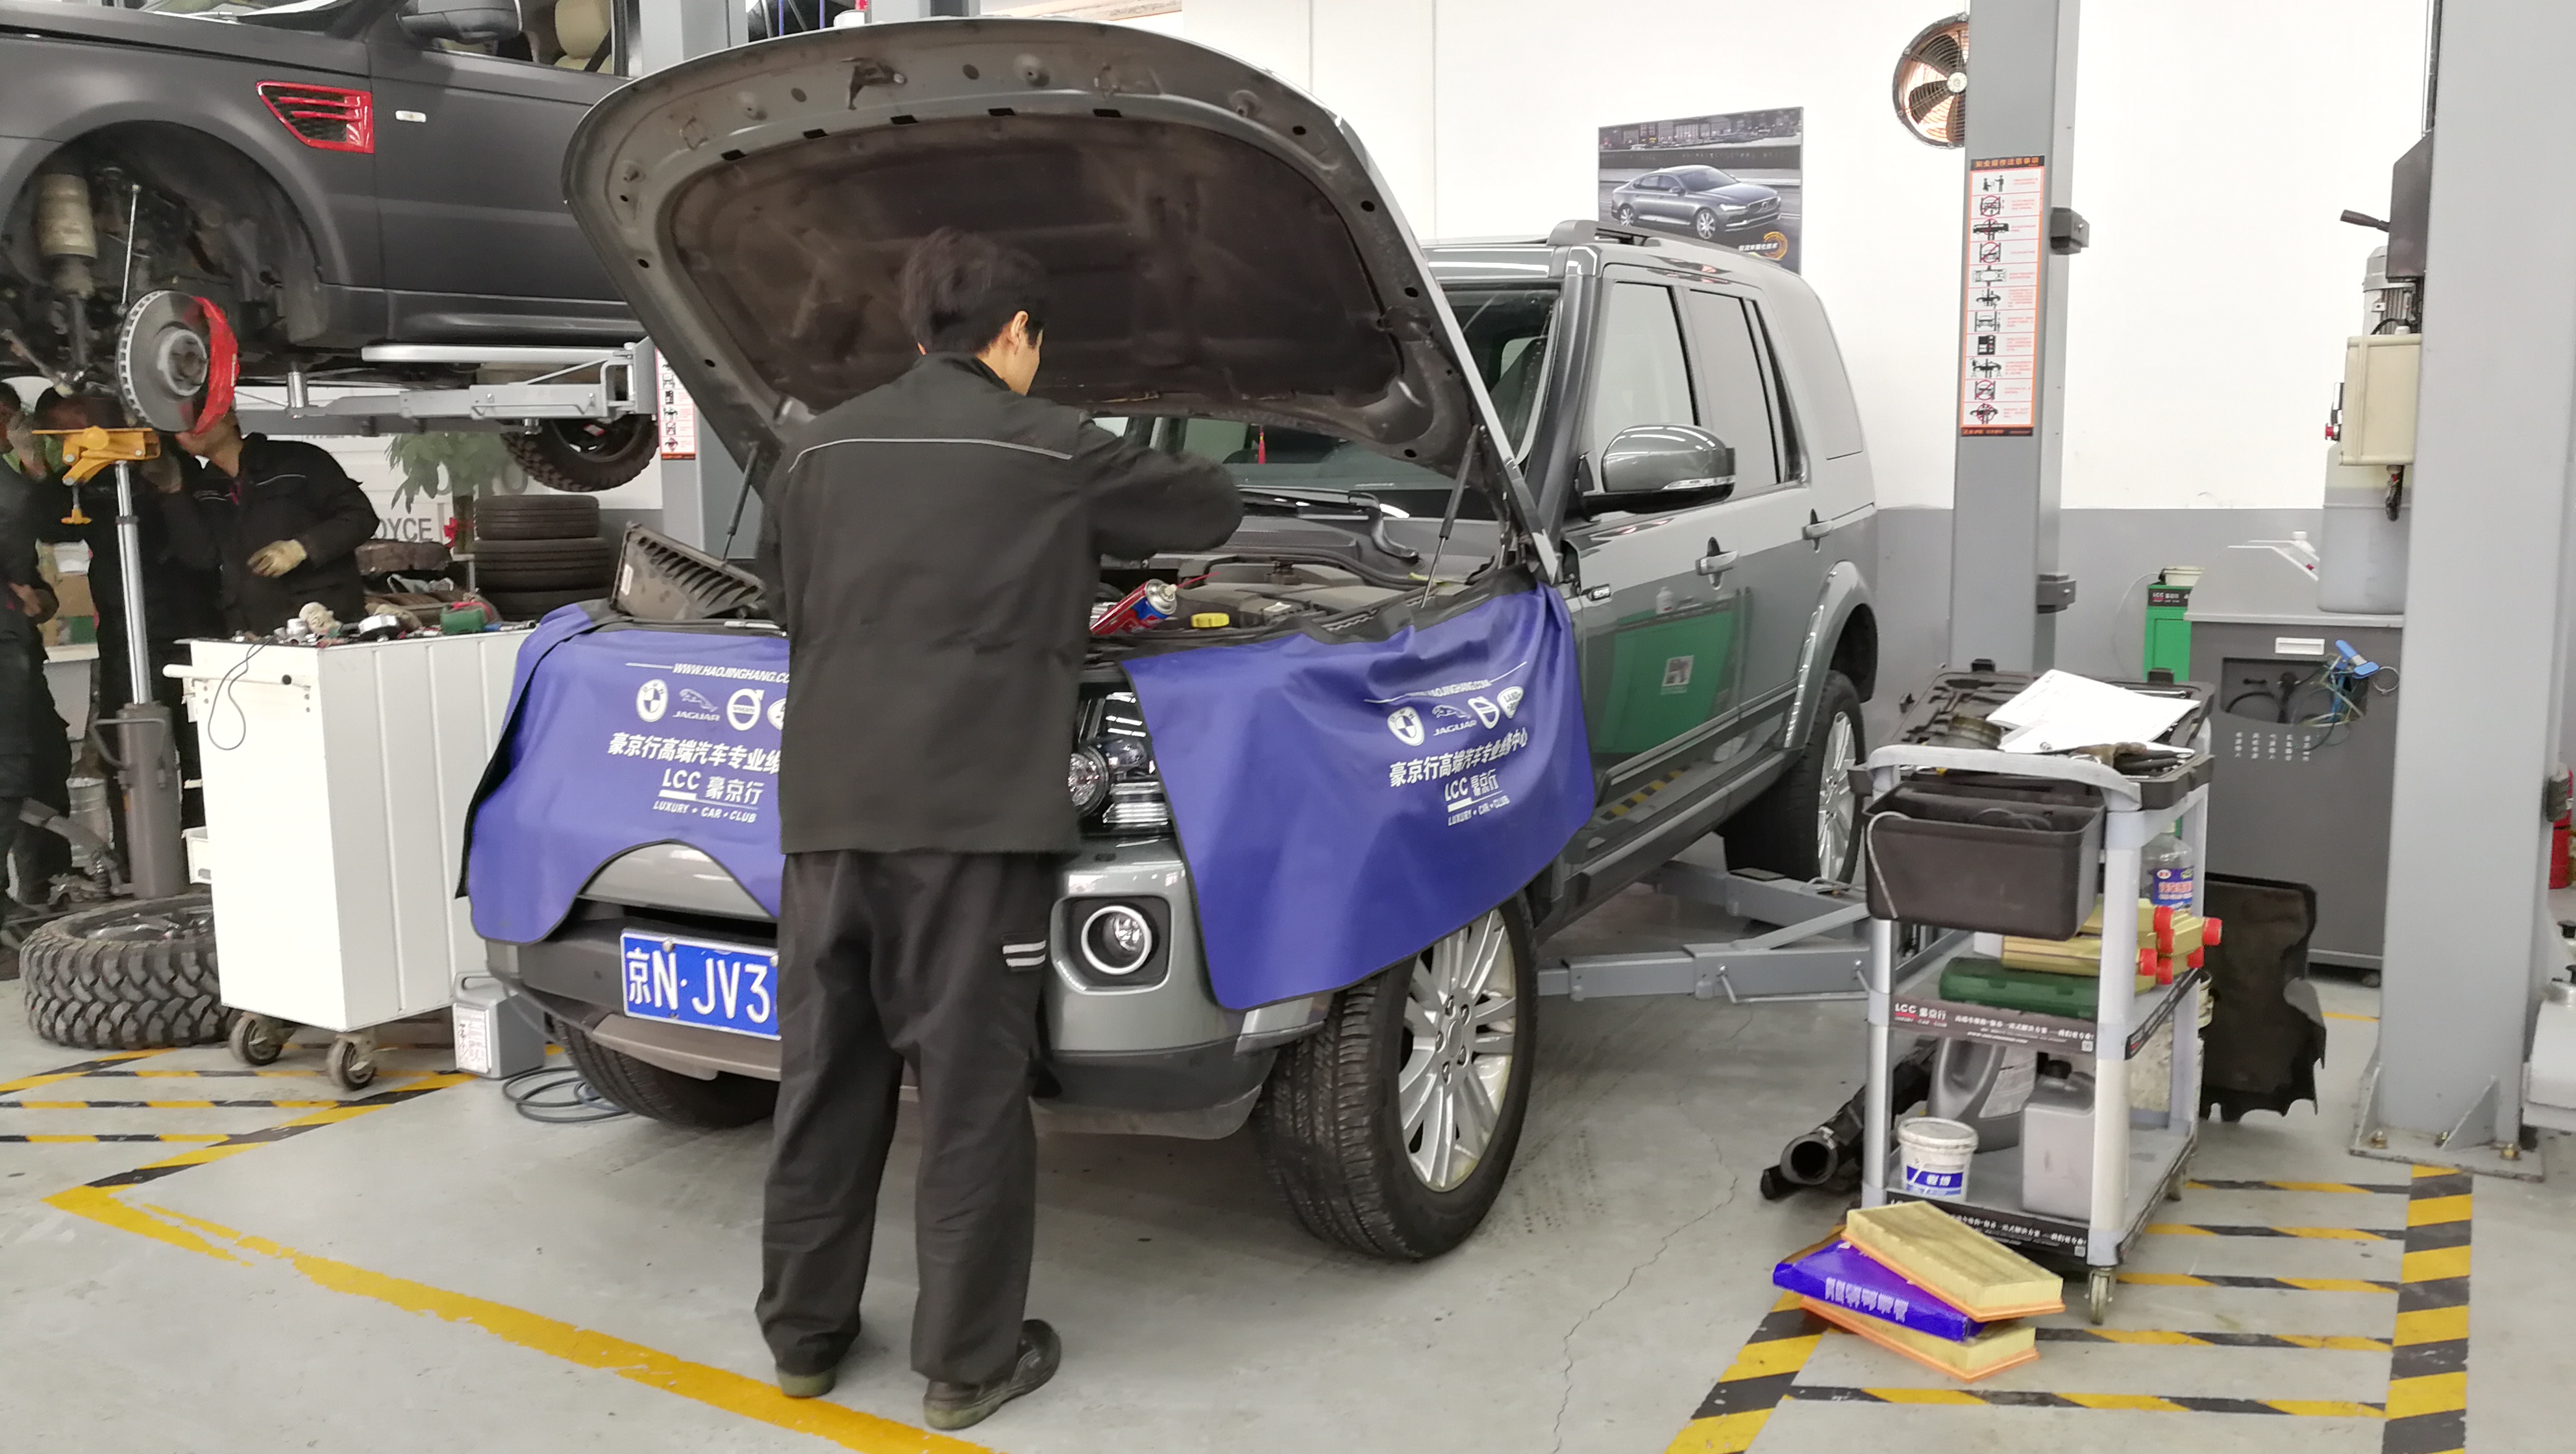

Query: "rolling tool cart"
left=1856, top=672, right=2214, bottom=1324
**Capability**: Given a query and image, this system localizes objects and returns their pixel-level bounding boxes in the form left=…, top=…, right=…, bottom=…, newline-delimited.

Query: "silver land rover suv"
left=485, top=19, right=1877, bottom=1261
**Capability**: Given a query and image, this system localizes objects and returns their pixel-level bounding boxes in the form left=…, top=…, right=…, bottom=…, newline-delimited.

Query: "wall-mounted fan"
left=1894, top=14, right=1970, bottom=148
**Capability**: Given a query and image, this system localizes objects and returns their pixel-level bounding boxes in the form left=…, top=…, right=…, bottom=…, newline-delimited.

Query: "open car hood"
left=564, top=18, right=1536, bottom=534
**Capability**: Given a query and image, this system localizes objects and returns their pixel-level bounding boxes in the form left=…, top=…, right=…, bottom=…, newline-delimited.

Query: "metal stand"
left=1857, top=745, right=2208, bottom=1324
left=1540, top=843, right=1869, bottom=1004
left=104, top=460, right=185, bottom=898
left=229, top=342, right=650, bottom=439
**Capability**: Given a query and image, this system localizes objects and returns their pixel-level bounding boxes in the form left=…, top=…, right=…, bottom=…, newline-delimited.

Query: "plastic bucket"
left=1898, top=1116, right=1979, bottom=1201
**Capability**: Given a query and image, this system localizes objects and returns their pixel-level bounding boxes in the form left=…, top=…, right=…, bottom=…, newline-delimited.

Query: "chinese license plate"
left=619, top=932, right=780, bottom=1040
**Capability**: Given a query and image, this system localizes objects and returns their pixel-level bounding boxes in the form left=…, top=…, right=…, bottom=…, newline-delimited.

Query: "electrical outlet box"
left=2339, top=333, right=2420, bottom=466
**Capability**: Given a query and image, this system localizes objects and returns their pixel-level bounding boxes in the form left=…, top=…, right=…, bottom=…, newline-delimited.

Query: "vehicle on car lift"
left=481, top=21, right=1879, bottom=1261
left=0, top=0, right=661, bottom=487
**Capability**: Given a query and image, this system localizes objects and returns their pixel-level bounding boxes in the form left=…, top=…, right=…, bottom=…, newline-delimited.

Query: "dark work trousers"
left=758, top=848, right=1056, bottom=1385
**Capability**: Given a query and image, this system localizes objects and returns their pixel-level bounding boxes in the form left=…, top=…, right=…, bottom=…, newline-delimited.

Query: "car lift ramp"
left=230, top=341, right=651, bottom=437
left=1539, top=846, right=1869, bottom=1004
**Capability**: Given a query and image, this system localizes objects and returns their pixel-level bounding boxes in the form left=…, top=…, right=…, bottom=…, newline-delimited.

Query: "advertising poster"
left=1598, top=107, right=1803, bottom=270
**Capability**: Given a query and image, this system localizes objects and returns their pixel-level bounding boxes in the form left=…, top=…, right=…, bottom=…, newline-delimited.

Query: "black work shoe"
left=922, top=1320, right=1060, bottom=1431
left=776, top=1367, right=836, bottom=1399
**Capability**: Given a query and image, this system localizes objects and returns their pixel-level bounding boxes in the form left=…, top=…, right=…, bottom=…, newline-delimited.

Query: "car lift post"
left=103, top=457, right=186, bottom=898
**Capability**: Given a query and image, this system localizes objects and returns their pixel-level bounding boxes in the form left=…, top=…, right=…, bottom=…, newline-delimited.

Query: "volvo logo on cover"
left=635, top=678, right=669, bottom=722
left=1386, top=706, right=1426, bottom=746
left=727, top=688, right=766, bottom=731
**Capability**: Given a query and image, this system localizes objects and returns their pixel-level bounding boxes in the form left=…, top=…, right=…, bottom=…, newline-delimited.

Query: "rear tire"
left=557, top=1017, right=778, bottom=1129
left=504, top=417, right=655, bottom=493
left=474, top=493, right=602, bottom=542
left=1252, top=902, right=1536, bottom=1260
left=1724, top=671, right=1864, bottom=881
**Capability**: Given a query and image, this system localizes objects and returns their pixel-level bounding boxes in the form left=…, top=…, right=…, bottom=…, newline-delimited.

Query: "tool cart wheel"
left=325, top=1036, right=377, bottom=1091
left=2087, top=1267, right=2114, bottom=1325
left=228, top=1013, right=291, bottom=1066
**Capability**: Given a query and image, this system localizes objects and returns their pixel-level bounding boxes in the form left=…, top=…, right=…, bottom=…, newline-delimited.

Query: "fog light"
left=1080, top=904, right=1155, bottom=978
left=1102, top=779, right=1171, bottom=831
left=1068, top=747, right=1109, bottom=811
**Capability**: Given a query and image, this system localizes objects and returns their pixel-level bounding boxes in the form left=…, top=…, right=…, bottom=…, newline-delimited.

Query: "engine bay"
left=1093, top=558, right=1416, bottom=636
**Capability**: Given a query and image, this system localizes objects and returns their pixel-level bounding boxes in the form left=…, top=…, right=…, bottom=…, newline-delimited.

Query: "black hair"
left=898, top=227, right=1048, bottom=355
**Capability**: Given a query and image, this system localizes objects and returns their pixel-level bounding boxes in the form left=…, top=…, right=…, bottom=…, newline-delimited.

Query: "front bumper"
left=490, top=837, right=1325, bottom=1131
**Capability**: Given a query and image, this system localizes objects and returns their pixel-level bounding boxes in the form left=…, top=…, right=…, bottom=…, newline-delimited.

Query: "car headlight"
left=1080, top=904, right=1156, bottom=977
left=1069, top=747, right=1109, bottom=811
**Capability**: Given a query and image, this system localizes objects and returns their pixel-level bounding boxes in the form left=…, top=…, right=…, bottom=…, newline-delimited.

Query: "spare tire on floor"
left=20, top=893, right=226, bottom=1049
left=475, top=493, right=602, bottom=543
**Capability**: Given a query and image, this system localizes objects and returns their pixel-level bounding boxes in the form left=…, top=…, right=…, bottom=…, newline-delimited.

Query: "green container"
left=2142, top=584, right=2192, bottom=681
left=1938, top=957, right=2099, bottom=1018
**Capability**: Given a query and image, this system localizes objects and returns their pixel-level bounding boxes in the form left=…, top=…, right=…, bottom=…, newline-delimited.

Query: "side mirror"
left=399, top=0, right=523, bottom=45
left=1598, top=423, right=1734, bottom=497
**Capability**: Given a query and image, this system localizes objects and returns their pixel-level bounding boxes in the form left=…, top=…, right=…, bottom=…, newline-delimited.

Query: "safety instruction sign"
left=656, top=355, right=699, bottom=460
left=1959, top=156, right=2046, bottom=436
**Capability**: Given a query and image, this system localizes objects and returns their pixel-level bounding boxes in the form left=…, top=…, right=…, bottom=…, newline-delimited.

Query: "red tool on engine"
left=1090, top=580, right=1180, bottom=635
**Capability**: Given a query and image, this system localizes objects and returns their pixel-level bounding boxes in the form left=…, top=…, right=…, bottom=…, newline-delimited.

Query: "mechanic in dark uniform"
left=0, top=398, right=63, bottom=899
left=754, top=227, right=1241, bottom=1428
left=164, top=408, right=378, bottom=635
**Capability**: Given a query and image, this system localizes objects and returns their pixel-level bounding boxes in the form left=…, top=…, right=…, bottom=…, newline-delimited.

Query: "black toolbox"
left=1862, top=774, right=2105, bottom=938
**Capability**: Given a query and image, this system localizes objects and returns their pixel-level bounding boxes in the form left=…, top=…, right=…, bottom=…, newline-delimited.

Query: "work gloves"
left=248, top=539, right=308, bottom=578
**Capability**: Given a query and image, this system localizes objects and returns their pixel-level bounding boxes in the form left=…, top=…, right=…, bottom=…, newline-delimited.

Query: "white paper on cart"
left=1985, top=669, right=2194, bottom=754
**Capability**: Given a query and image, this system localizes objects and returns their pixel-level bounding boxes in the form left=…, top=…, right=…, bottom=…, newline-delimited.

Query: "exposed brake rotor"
left=116, top=290, right=237, bottom=434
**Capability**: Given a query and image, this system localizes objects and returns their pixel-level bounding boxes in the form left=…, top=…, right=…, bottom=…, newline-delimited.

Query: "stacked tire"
left=475, top=493, right=615, bottom=622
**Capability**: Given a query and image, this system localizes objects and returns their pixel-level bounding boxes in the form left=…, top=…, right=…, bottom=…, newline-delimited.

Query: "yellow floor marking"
left=1665, top=1410, right=1768, bottom=1454
left=2072, top=1327, right=2203, bottom=1346
left=2400, top=1245, right=2471, bottom=1283
left=2407, top=1194, right=2472, bottom=1227
left=51, top=1194, right=995, bottom=1454
left=2276, top=1334, right=2396, bottom=1352
left=2058, top=1392, right=2189, bottom=1412
left=2276, top=1277, right=2401, bottom=1294
left=2384, top=1371, right=2468, bottom=1419
left=1858, top=1387, right=1986, bottom=1407
left=2265, top=1399, right=2386, bottom=1418
left=1721, top=1334, right=1824, bottom=1381
left=44, top=1186, right=243, bottom=1264
left=2394, top=1305, right=2470, bottom=1346
left=2143, top=1223, right=2387, bottom=1241
left=0, top=1050, right=167, bottom=1094
left=2324, top=1011, right=2378, bottom=1022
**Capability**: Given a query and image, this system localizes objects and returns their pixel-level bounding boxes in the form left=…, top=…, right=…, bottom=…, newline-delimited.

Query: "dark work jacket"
left=162, top=436, right=379, bottom=633
left=756, top=353, right=1243, bottom=855
left=30, top=446, right=226, bottom=648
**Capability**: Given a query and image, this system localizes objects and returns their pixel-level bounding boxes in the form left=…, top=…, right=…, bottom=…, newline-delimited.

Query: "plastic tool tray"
left=1890, top=931, right=2207, bottom=1060
left=1890, top=669, right=2215, bottom=809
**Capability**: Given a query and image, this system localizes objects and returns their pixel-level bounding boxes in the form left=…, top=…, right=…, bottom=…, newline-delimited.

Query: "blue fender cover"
left=1122, top=582, right=1594, bottom=1011
left=465, top=608, right=787, bottom=943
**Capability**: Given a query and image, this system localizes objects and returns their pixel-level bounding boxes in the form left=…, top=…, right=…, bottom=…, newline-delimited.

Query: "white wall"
left=1187, top=0, right=2429, bottom=511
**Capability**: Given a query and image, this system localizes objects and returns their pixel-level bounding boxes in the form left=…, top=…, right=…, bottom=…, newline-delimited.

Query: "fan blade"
left=1908, top=79, right=1953, bottom=123
left=1942, top=93, right=1967, bottom=147
left=1918, top=30, right=1964, bottom=73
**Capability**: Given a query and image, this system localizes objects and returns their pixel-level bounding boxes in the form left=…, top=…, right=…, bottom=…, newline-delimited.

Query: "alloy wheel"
left=1396, top=909, right=1517, bottom=1192
left=1694, top=208, right=1719, bottom=240
left=1613, top=203, right=1635, bottom=223
left=1816, top=711, right=1859, bottom=880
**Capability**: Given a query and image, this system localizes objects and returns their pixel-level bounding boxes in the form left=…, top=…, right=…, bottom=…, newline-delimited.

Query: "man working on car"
left=164, top=408, right=378, bottom=635
left=754, top=227, right=1240, bottom=1429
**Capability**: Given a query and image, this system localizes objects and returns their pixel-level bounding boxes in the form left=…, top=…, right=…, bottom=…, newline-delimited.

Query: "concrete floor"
left=1, top=897, right=2570, bottom=1453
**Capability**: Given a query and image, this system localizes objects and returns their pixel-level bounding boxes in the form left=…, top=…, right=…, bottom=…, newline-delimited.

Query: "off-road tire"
left=484, top=587, right=604, bottom=621
left=504, top=417, right=656, bottom=493
left=1251, top=902, right=1537, bottom=1261
left=20, top=893, right=225, bottom=1049
left=474, top=493, right=602, bottom=543
left=557, top=1017, right=777, bottom=1129
left=1724, top=670, right=1864, bottom=881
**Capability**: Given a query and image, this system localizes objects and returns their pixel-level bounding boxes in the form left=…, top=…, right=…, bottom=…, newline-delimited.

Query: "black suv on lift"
left=0, top=0, right=656, bottom=485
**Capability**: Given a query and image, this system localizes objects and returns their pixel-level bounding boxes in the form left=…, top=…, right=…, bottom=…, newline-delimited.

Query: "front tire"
left=1693, top=208, right=1721, bottom=240
left=1252, top=903, right=1536, bottom=1260
left=1724, top=670, right=1864, bottom=882
left=1611, top=202, right=1637, bottom=224
left=557, top=1018, right=778, bottom=1128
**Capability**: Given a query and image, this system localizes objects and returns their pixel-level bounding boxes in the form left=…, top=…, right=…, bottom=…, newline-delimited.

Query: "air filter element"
left=611, top=524, right=765, bottom=621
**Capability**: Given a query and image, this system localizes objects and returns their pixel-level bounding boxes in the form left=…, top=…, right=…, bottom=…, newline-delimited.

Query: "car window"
left=1679, top=167, right=1738, bottom=191
left=1746, top=301, right=1807, bottom=482
left=142, top=0, right=362, bottom=27
left=1588, top=282, right=1696, bottom=460
left=408, top=0, right=618, bottom=69
left=1682, top=291, right=1782, bottom=495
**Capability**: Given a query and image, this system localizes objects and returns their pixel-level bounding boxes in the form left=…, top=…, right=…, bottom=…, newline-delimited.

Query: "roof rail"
left=1546, top=218, right=1659, bottom=249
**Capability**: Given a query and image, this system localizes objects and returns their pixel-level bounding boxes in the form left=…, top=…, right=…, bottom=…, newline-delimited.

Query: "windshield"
left=1679, top=167, right=1740, bottom=190
left=1091, top=284, right=1554, bottom=519
left=143, top=0, right=355, bottom=23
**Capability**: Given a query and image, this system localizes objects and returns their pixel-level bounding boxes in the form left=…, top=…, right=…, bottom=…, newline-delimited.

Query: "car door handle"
left=1695, top=537, right=1737, bottom=580
left=1801, top=511, right=1834, bottom=542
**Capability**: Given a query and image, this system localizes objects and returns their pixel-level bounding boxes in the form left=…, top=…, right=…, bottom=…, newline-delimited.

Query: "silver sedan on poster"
left=1607, top=165, right=1783, bottom=241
